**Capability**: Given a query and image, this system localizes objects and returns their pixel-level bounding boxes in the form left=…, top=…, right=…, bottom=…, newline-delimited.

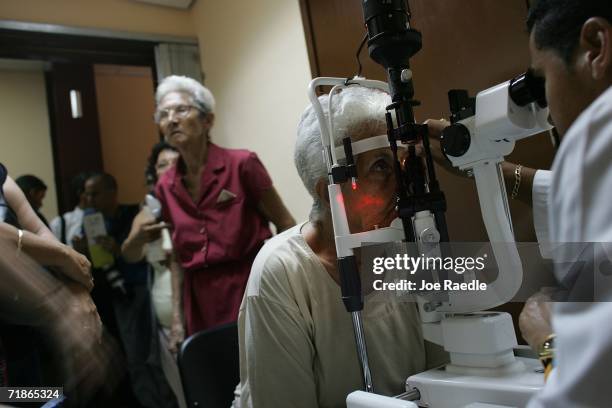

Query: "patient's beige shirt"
left=238, top=222, right=446, bottom=408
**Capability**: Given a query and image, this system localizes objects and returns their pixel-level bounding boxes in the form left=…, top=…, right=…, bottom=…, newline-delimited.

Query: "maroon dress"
left=156, top=143, right=272, bottom=334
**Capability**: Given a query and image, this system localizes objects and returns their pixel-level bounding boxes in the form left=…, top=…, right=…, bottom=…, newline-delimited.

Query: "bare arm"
left=257, top=187, right=296, bottom=233
left=2, top=175, right=92, bottom=289
left=0, top=221, right=93, bottom=290
left=121, top=208, right=168, bottom=263
left=121, top=209, right=149, bottom=262
left=500, top=161, right=537, bottom=207
left=168, top=255, right=185, bottom=353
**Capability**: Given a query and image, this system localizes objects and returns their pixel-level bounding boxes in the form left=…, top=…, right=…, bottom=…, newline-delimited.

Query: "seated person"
left=238, top=87, right=446, bottom=408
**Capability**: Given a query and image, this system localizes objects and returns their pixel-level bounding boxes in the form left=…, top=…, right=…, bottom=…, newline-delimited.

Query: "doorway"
left=0, top=21, right=199, bottom=214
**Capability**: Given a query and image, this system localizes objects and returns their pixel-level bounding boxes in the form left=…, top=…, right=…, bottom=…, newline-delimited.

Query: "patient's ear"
left=315, top=179, right=330, bottom=208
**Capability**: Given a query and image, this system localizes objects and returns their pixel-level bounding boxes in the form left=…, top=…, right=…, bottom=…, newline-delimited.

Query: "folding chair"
left=178, top=322, right=240, bottom=408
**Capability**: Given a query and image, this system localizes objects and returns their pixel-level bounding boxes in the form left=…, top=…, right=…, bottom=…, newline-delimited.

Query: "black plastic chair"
left=178, top=322, right=240, bottom=408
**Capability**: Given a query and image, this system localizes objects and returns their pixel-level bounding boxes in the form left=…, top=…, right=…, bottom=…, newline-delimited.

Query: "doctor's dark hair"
left=527, top=0, right=612, bottom=65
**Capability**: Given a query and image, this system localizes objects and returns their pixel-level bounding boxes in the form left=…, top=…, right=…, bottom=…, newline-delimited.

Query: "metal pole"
left=351, top=311, right=374, bottom=393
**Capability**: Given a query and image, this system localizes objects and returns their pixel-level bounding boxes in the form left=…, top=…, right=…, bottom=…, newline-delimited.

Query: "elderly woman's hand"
left=519, top=288, right=555, bottom=350
left=168, top=315, right=185, bottom=356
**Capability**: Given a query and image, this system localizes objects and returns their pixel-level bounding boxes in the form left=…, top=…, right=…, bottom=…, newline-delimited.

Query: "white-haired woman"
left=153, top=76, right=296, bottom=349
left=237, top=86, right=446, bottom=408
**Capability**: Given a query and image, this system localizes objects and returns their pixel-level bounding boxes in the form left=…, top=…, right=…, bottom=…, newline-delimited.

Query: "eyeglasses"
left=154, top=104, right=198, bottom=123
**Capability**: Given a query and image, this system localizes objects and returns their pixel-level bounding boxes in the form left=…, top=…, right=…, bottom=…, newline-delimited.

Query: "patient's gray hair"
left=155, top=75, right=216, bottom=118
left=294, top=86, right=391, bottom=222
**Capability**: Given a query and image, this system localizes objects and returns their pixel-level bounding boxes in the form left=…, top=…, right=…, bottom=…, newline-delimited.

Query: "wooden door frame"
left=0, top=21, right=197, bottom=212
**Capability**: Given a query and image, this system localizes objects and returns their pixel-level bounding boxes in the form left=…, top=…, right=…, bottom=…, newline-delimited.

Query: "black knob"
left=441, top=123, right=471, bottom=157
left=448, top=89, right=476, bottom=122
left=509, top=70, right=547, bottom=108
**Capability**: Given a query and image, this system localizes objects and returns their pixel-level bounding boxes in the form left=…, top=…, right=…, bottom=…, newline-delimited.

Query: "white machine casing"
left=306, top=77, right=550, bottom=408
left=449, top=80, right=551, bottom=171
left=308, top=77, right=407, bottom=259
left=403, top=80, right=551, bottom=408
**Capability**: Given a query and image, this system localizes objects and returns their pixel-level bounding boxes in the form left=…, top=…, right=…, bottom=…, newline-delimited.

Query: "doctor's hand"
left=422, top=119, right=466, bottom=178
left=519, top=288, right=555, bottom=351
left=423, top=119, right=537, bottom=203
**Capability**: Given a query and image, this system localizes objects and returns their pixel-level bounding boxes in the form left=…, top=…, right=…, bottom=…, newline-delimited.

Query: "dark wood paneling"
left=300, top=0, right=555, bottom=243
left=0, top=29, right=156, bottom=66
left=298, top=0, right=321, bottom=78
left=0, top=29, right=159, bottom=212
left=46, top=64, right=104, bottom=212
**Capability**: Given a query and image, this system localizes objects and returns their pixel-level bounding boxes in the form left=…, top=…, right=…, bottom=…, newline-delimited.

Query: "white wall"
left=0, top=0, right=195, bottom=37
left=0, top=66, right=58, bottom=221
left=191, top=0, right=313, bottom=222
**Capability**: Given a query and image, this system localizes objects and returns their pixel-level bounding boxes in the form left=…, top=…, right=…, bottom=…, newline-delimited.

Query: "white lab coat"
left=528, top=85, right=612, bottom=407
left=531, top=170, right=552, bottom=258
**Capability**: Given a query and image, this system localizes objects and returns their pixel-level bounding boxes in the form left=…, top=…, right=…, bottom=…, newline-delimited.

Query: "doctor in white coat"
left=427, top=0, right=611, bottom=405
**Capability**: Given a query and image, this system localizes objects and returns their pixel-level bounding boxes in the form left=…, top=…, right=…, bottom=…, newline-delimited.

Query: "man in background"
left=15, top=174, right=49, bottom=227
left=50, top=172, right=92, bottom=246
left=83, top=172, right=170, bottom=408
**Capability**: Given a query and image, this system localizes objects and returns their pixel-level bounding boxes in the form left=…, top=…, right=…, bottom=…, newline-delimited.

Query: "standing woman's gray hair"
left=294, top=86, right=391, bottom=222
left=154, top=75, right=216, bottom=119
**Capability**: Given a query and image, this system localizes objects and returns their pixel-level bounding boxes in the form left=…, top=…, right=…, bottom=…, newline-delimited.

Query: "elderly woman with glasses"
left=237, top=86, right=447, bottom=408
left=153, top=76, right=296, bottom=350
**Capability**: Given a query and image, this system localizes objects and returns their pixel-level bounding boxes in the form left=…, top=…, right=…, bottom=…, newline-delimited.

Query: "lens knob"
left=441, top=123, right=471, bottom=157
